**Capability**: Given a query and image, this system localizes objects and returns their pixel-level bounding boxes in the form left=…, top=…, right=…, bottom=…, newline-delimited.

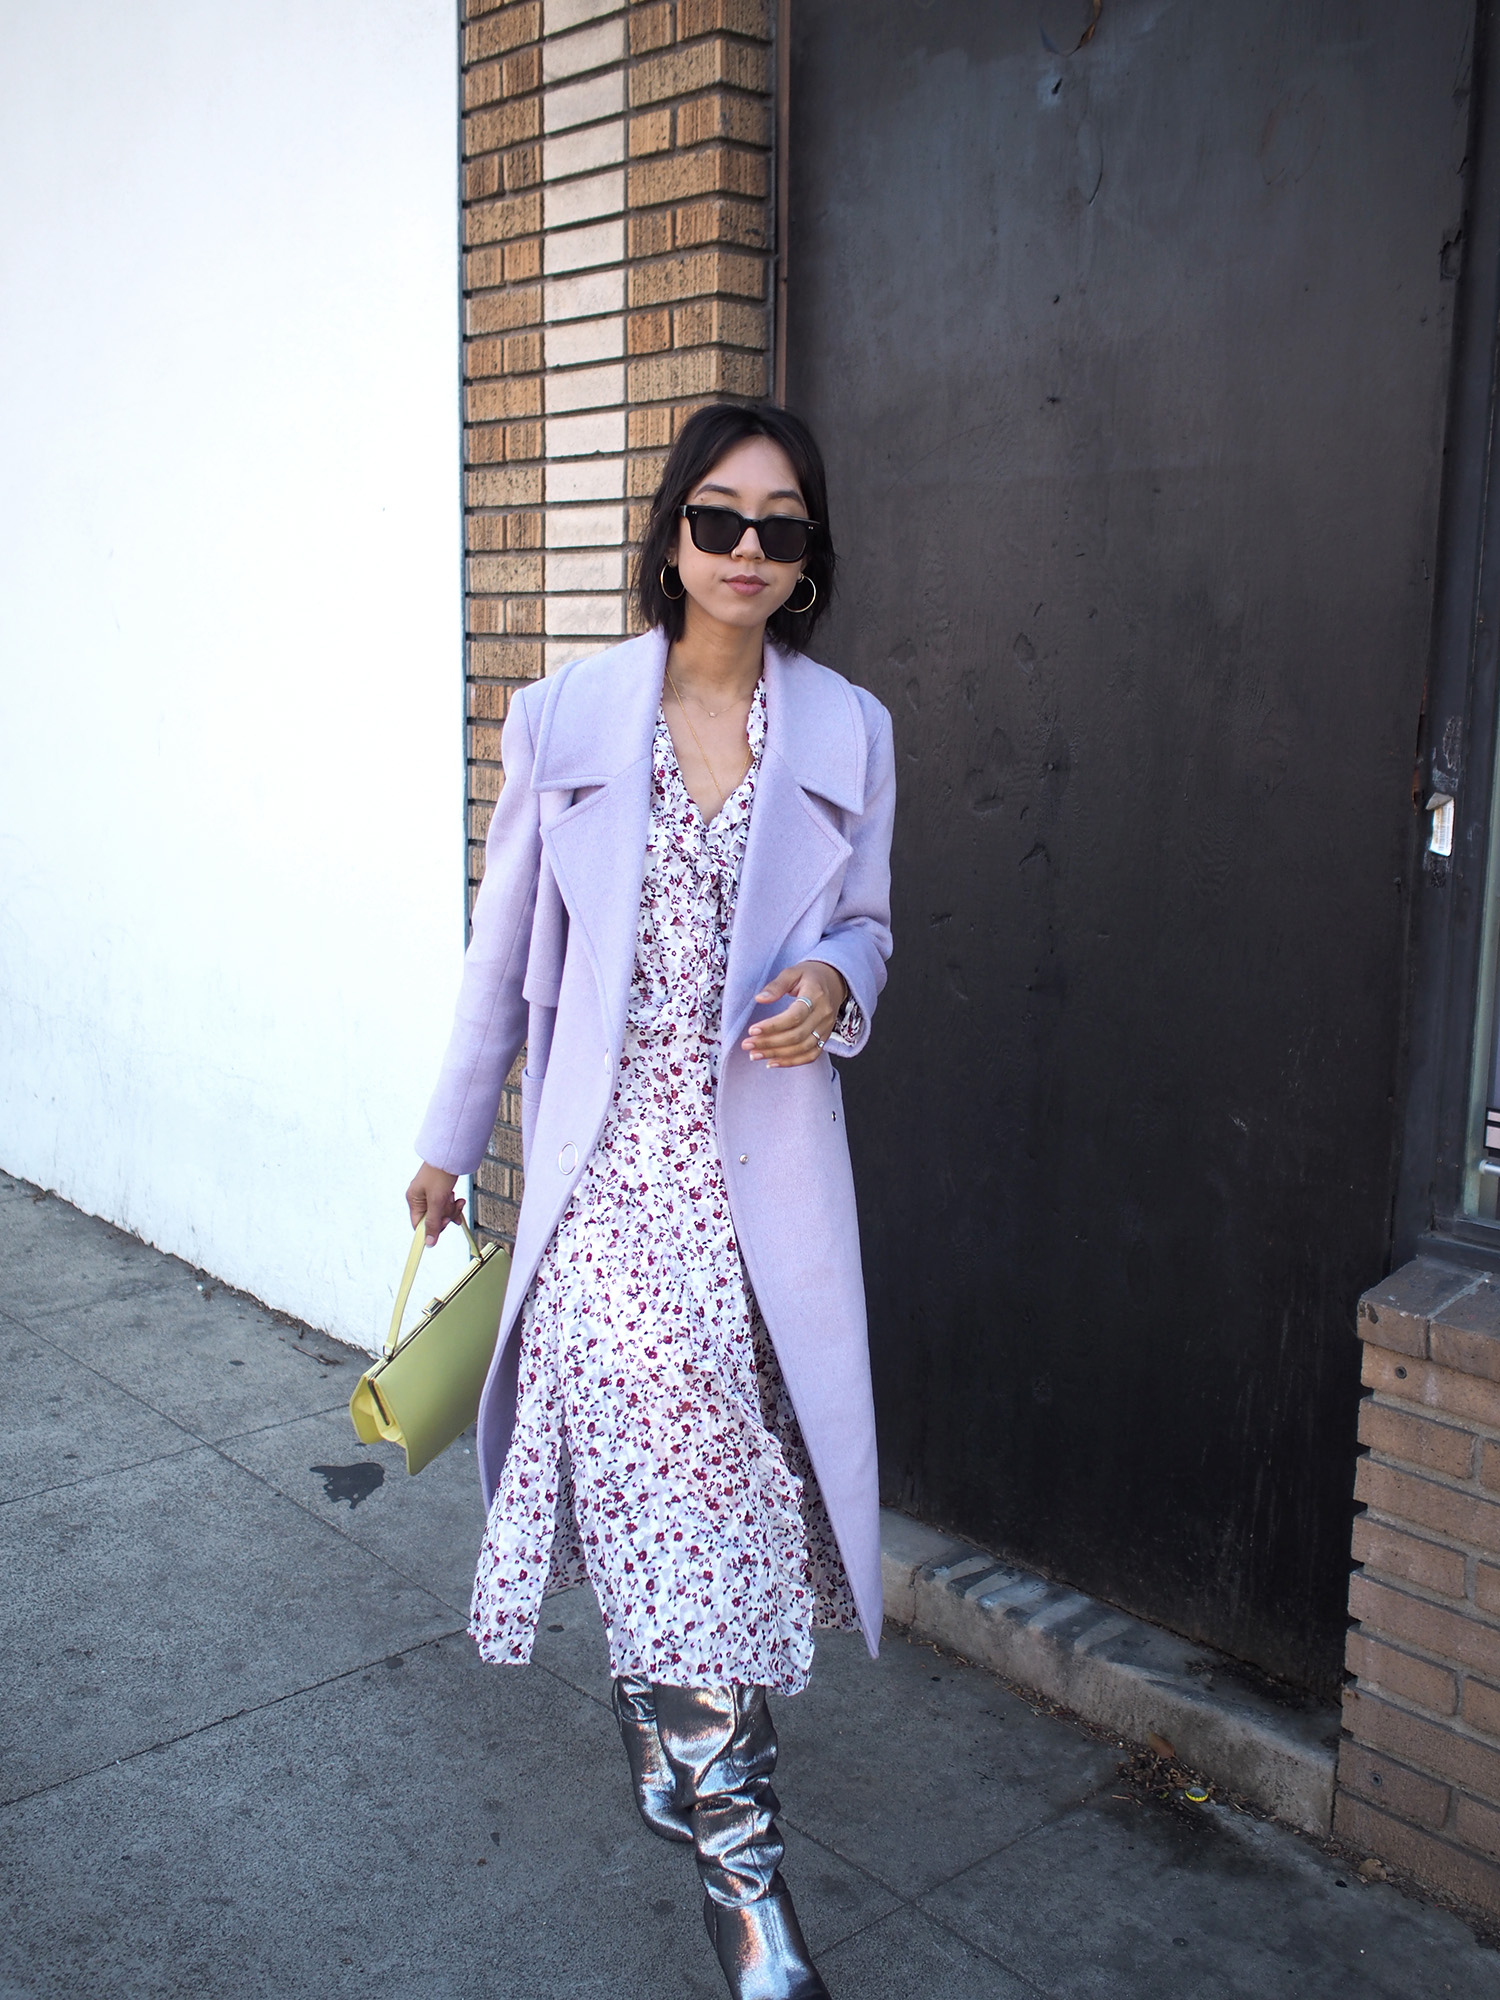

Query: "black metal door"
left=787, top=0, right=1475, bottom=1689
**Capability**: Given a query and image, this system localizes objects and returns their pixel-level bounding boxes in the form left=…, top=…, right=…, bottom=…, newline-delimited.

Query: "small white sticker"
left=1427, top=793, right=1455, bottom=858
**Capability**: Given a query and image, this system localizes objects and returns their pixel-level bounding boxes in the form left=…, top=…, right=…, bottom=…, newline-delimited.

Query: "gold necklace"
left=665, top=665, right=751, bottom=810
left=673, top=677, right=730, bottom=718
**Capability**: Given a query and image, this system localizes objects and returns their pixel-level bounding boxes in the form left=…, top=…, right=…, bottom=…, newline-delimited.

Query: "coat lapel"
left=720, top=644, right=863, bottom=1061
left=535, top=632, right=665, bottom=1051
left=531, top=632, right=868, bottom=1063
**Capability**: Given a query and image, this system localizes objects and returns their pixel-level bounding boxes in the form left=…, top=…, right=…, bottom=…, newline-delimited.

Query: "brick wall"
left=1337, top=1260, right=1500, bottom=1915
left=458, top=0, right=774, bottom=1241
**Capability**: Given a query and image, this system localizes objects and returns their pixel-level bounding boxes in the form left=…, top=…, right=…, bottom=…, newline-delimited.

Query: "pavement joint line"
left=799, top=1897, right=999, bottom=1975
left=770, top=1803, right=1025, bottom=1906
left=4, top=1301, right=165, bottom=1368
left=196, top=1434, right=473, bottom=1621
left=7, top=1384, right=470, bottom=1632
left=872, top=1787, right=1118, bottom=1909
left=6, top=1316, right=470, bottom=1622
left=763, top=1743, right=1124, bottom=1932
left=8, top=1282, right=379, bottom=1462
left=762, top=1814, right=919, bottom=1921
left=5, top=1276, right=209, bottom=1324
left=907, top=1898, right=1055, bottom=1995
left=25, top=1333, right=356, bottom=1469
left=3, top=1304, right=226, bottom=1421
left=531, top=1657, right=615, bottom=1710
left=0, top=1441, right=204, bottom=1512
left=3, top=1613, right=931, bottom=1958
left=0, top=1626, right=466, bottom=1815
left=517, top=1652, right=1056, bottom=1938
left=805, top=1902, right=896, bottom=1946
left=9, top=1368, right=472, bottom=1625
left=0, top=1311, right=217, bottom=1450
left=202, top=1400, right=356, bottom=1445
left=696, top=1801, right=1052, bottom=1978
left=9, top=1303, right=353, bottom=1446
left=506, top=1643, right=1019, bottom=1937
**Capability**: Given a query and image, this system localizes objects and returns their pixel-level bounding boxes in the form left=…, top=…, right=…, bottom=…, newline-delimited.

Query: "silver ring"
left=797, top=995, right=814, bottom=1013
left=812, top=1029, right=826, bottom=1048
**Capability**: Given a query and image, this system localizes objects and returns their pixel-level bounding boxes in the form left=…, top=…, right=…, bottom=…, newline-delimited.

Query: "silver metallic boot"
left=651, top=1683, right=831, bottom=2000
left=612, top=1675, right=692, bottom=1843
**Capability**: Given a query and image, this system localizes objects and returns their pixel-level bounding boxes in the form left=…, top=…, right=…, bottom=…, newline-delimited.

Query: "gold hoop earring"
left=659, top=563, right=685, bottom=601
left=785, top=574, right=817, bottom=615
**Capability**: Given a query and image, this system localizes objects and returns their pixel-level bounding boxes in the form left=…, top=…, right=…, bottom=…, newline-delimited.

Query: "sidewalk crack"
left=0, top=1441, right=203, bottom=1510
left=0, top=1630, right=465, bottom=1813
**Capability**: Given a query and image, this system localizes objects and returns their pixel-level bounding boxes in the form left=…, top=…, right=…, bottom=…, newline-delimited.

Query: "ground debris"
left=1115, top=1744, right=1217, bottom=1824
left=1317, top=1830, right=1500, bottom=1952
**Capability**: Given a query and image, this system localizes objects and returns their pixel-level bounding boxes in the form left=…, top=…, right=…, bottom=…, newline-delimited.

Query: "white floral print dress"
left=469, top=677, right=858, bottom=1696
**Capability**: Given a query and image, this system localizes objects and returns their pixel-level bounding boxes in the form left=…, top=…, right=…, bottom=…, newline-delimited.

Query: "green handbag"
left=349, top=1216, right=510, bottom=1475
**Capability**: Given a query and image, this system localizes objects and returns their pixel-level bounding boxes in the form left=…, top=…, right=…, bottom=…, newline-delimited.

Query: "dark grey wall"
left=787, top=0, right=1474, bottom=1689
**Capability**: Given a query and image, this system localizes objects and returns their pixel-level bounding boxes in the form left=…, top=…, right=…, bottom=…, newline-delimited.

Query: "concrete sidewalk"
left=1, top=1174, right=1496, bottom=2000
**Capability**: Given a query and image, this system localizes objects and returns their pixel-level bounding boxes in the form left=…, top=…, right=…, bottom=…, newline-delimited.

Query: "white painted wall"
left=0, top=0, right=473, bottom=1349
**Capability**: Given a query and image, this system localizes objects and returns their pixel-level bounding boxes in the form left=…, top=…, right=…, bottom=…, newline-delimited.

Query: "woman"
left=407, top=402, right=895, bottom=2000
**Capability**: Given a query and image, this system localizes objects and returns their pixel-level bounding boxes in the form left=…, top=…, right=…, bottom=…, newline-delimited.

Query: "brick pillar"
left=622, top=0, right=773, bottom=566
left=457, top=0, right=774, bottom=1244
left=1337, top=1261, right=1500, bottom=1916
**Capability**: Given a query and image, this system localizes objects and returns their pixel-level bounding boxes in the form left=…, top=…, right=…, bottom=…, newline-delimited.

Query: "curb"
left=879, top=1509, right=1339, bottom=1835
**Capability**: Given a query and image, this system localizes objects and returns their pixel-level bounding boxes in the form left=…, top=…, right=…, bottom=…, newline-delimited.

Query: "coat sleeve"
left=808, top=700, right=895, bottom=1058
left=414, top=692, right=542, bottom=1175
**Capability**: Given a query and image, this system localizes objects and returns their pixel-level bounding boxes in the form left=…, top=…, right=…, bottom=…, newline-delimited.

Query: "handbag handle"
left=386, top=1214, right=483, bottom=1358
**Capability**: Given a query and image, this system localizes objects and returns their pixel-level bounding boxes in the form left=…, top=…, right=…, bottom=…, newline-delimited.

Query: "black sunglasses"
left=678, top=504, right=818, bottom=564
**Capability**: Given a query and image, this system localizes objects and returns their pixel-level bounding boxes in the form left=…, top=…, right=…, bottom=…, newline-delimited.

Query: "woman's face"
left=673, top=436, right=811, bottom=634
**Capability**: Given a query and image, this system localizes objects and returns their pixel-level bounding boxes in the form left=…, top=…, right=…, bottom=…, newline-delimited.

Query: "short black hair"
left=634, top=402, right=836, bottom=651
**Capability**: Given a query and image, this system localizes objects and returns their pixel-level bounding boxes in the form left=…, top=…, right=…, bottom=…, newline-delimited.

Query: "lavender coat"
left=415, top=628, right=896, bottom=1656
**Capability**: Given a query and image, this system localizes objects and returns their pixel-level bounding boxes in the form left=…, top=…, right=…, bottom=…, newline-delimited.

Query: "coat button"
left=738, top=1154, right=748, bottom=1164
left=558, top=1143, right=578, bottom=1173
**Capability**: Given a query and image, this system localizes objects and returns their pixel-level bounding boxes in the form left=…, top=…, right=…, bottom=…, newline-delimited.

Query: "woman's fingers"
left=743, top=967, right=838, bottom=1066
left=751, top=997, right=822, bottom=1047
left=754, top=965, right=802, bottom=1005
left=426, top=1195, right=459, bottom=1245
left=406, top=1163, right=460, bottom=1244
left=758, top=1042, right=825, bottom=1064
left=742, top=960, right=850, bottom=1065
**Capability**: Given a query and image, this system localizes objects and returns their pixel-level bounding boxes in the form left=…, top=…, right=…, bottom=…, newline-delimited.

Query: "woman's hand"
left=743, top=960, right=849, bottom=1068
left=406, top=1163, right=465, bottom=1245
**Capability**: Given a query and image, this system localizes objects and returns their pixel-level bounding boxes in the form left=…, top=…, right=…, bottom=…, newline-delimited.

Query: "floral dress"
left=469, top=677, right=858, bottom=1696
